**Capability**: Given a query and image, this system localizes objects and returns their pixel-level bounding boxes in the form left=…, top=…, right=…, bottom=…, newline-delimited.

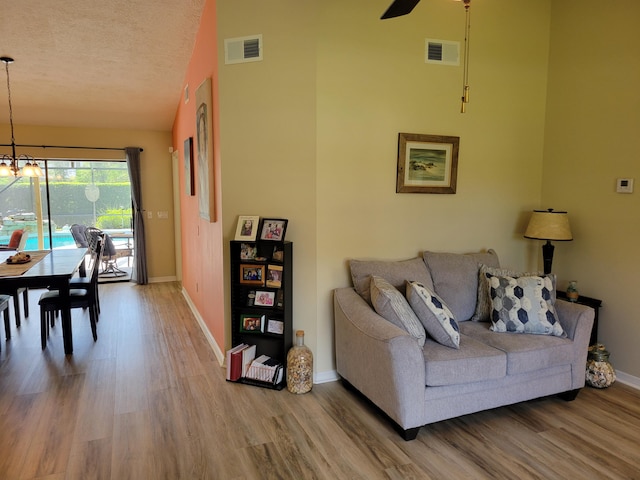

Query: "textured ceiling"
left=0, top=0, right=206, bottom=131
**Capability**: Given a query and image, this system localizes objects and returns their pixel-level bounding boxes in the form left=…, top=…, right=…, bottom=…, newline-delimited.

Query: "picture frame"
left=240, top=264, right=265, bottom=286
left=259, top=218, right=288, bottom=241
left=266, top=264, right=283, bottom=288
left=235, top=215, right=260, bottom=241
left=196, top=77, right=216, bottom=221
left=396, top=133, right=459, bottom=194
left=183, top=137, right=195, bottom=196
left=267, top=318, right=284, bottom=335
left=240, top=314, right=265, bottom=333
left=240, top=243, right=257, bottom=260
left=254, top=290, right=276, bottom=307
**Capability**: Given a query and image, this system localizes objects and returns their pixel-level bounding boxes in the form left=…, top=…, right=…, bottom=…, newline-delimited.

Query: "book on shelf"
left=226, top=343, right=247, bottom=381
left=241, top=344, right=256, bottom=377
left=245, top=355, right=284, bottom=385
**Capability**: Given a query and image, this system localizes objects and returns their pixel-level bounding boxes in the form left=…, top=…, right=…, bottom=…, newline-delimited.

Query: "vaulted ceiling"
left=0, top=0, right=206, bottom=132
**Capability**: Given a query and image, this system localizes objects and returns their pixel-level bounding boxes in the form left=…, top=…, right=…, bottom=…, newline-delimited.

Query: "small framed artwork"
left=267, top=318, right=284, bottom=335
left=240, top=243, right=257, bottom=260
left=266, top=264, right=283, bottom=288
left=254, top=290, right=276, bottom=307
left=240, top=264, right=265, bottom=286
left=396, top=133, right=459, bottom=194
left=272, top=246, right=284, bottom=262
left=235, top=215, right=260, bottom=241
left=275, top=289, right=284, bottom=309
left=240, top=314, right=265, bottom=333
left=259, top=219, right=288, bottom=241
left=184, top=137, right=195, bottom=196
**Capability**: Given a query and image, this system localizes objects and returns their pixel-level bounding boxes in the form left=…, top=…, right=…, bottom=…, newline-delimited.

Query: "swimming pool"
left=0, top=231, right=77, bottom=250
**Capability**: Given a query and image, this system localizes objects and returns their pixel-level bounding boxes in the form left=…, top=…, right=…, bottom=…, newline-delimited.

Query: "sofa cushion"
left=472, top=265, right=546, bottom=322
left=422, top=335, right=506, bottom=386
left=423, top=250, right=500, bottom=322
left=370, top=275, right=426, bottom=346
left=485, top=273, right=566, bottom=337
left=406, top=281, right=460, bottom=349
left=350, top=257, right=433, bottom=305
left=460, top=321, right=575, bottom=375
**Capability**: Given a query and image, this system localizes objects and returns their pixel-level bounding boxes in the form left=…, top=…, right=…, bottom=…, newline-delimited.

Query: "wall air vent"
left=224, top=35, right=263, bottom=65
left=425, top=38, right=460, bottom=66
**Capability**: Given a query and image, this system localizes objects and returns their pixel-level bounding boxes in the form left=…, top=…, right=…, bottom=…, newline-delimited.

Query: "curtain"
left=125, top=147, right=148, bottom=284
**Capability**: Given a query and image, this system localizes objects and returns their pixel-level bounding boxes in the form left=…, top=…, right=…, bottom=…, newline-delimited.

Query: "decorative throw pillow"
left=471, top=265, right=546, bottom=322
left=369, top=275, right=426, bottom=347
left=406, top=281, right=460, bottom=349
left=486, top=273, right=566, bottom=337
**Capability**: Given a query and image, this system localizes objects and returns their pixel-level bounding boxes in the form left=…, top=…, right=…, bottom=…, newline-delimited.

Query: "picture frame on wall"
left=240, top=264, right=265, bottom=286
left=259, top=218, right=288, bottom=241
left=195, top=77, right=216, bottom=221
left=235, top=215, right=260, bottom=241
left=183, top=137, right=195, bottom=196
left=396, top=133, right=459, bottom=194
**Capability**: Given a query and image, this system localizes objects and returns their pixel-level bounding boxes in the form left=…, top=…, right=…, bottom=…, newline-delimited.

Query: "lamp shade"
left=524, top=209, right=573, bottom=241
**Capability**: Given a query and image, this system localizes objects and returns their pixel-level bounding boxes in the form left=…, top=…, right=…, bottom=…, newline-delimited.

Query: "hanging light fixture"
left=0, top=56, right=42, bottom=177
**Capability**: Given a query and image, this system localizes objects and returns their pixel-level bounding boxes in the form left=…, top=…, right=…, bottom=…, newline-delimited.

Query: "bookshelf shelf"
left=228, top=240, right=293, bottom=389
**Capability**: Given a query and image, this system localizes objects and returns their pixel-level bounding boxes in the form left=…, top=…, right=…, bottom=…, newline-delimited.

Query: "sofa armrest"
left=555, top=299, right=594, bottom=388
left=333, top=287, right=425, bottom=430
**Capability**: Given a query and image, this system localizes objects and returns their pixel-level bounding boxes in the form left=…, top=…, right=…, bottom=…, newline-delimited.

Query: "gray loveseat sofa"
left=333, top=250, right=594, bottom=440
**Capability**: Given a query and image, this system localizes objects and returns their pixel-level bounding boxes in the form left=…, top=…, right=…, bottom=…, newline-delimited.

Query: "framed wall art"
left=396, top=133, right=459, bottom=194
left=183, top=137, right=195, bottom=196
left=195, top=77, right=216, bottom=221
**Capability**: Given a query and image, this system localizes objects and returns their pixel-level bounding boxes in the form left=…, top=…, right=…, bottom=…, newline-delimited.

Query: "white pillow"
left=406, top=281, right=460, bottom=349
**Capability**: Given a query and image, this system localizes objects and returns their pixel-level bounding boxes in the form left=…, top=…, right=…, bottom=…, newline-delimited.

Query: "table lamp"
left=524, top=209, right=573, bottom=274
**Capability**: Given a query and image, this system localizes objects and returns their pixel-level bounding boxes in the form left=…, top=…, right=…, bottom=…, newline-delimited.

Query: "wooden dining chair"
left=39, top=239, right=103, bottom=349
left=0, top=294, right=11, bottom=349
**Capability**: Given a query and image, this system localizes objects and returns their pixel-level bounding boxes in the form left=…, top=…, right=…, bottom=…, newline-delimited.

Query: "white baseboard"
left=149, top=275, right=178, bottom=283
left=181, top=286, right=225, bottom=366
left=615, top=370, right=640, bottom=390
left=315, top=369, right=339, bottom=384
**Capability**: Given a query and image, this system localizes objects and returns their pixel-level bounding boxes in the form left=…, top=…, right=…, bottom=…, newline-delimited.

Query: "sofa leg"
left=558, top=388, right=581, bottom=401
left=399, top=426, right=420, bottom=441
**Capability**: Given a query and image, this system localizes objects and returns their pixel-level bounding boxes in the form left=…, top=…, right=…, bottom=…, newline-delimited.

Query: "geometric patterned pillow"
left=369, top=275, right=426, bottom=347
left=486, top=273, right=566, bottom=337
left=405, top=281, right=460, bottom=349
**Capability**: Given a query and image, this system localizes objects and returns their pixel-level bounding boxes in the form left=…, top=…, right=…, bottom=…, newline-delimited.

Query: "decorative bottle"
left=287, top=330, right=313, bottom=394
left=566, top=280, right=579, bottom=302
left=585, top=343, right=616, bottom=388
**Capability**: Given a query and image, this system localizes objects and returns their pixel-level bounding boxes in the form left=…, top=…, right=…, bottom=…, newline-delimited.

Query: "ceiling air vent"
left=425, top=38, right=460, bottom=66
left=224, top=35, right=263, bottom=65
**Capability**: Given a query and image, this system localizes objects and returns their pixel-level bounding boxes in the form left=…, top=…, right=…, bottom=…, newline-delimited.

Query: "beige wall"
left=217, top=0, right=552, bottom=377
left=0, top=124, right=176, bottom=280
left=543, top=0, right=640, bottom=378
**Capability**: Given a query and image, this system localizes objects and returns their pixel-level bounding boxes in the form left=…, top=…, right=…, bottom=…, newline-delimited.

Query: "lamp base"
left=542, top=240, right=554, bottom=275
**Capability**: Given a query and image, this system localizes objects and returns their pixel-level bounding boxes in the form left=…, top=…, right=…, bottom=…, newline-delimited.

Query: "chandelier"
left=0, top=57, right=42, bottom=177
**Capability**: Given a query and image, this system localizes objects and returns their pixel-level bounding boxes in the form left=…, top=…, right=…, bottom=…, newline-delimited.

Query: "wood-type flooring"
left=0, top=281, right=638, bottom=479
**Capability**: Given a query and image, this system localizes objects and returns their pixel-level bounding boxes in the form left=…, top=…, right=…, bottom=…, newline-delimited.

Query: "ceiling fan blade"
left=380, top=0, right=421, bottom=19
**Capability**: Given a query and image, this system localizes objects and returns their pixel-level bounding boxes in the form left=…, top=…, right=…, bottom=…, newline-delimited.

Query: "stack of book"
left=225, top=344, right=283, bottom=385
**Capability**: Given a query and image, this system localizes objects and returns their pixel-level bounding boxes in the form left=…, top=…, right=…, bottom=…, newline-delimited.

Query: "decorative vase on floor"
left=287, top=330, right=313, bottom=394
left=586, top=343, right=616, bottom=388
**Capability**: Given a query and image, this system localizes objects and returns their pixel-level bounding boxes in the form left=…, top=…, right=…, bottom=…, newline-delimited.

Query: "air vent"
left=224, top=35, right=263, bottom=65
left=425, top=39, right=460, bottom=66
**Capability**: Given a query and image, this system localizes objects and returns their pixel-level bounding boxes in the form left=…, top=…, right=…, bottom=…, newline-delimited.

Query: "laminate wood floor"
left=0, top=281, right=638, bottom=479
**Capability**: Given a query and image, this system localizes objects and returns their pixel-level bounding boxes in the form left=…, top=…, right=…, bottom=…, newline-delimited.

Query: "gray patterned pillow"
left=486, top=273, right=566, bottom=337
left=370, top=275, right=426, bottom=346
left=406, top=281, right=460, bottom=349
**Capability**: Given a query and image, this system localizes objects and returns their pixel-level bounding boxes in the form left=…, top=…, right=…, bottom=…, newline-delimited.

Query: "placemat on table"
left=0, top=250, right=50, bottom=277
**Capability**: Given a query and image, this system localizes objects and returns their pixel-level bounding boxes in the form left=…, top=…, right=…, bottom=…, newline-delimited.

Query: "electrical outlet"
left=147, top=211, right=153, bottom=219
left=616, top=178, right=634, bottom=193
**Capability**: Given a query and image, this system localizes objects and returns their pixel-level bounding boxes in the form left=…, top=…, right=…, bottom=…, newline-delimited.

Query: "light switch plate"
left=616, top=178, right=634, bottom=193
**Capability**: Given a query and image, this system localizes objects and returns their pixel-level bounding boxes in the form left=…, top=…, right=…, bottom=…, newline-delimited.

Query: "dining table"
left=0, top=248, right=88, bottom=354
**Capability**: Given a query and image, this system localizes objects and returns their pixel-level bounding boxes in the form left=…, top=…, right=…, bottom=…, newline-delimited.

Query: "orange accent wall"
left=171, top=0, right=225, bottom=353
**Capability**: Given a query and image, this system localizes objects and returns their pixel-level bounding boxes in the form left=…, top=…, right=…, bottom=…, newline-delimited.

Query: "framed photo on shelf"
left=266, top=264, right=283, bottom=288
left=275, top=289, right=284, bottom=309
left=396, top=133, right=459, bottom=194
left=267, top=318, right=284, bottom=335
left=240, top=264, right=265, bottom=286
left=254, top=290, right=276, bottom=307
left=240, top=243, right=257, bottom=260
left=235, top=215, right=260, bottom=241
left=259, top=218, right=288, bottom=241
left=272, top=246, right=284, bottom=262
left=240, top=314, right=265, bottom=333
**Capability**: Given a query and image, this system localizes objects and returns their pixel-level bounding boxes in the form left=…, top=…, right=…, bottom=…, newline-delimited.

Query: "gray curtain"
left=126, top=147, right=148, bottom=284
